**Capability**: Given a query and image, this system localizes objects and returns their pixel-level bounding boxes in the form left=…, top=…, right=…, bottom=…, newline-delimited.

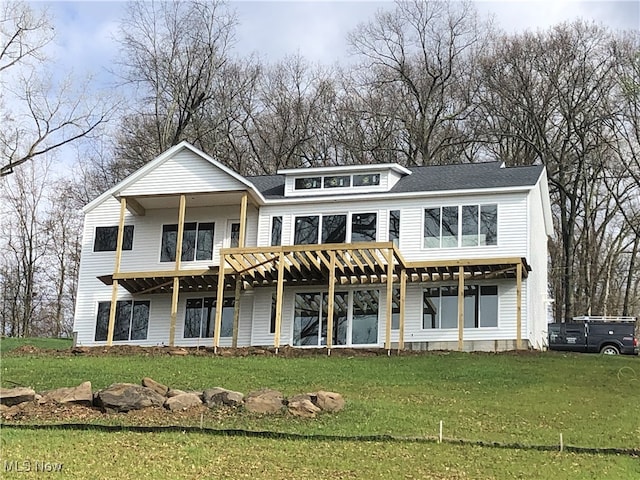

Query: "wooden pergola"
left=100, top=193, right=529, bottom=352
left=215, top=243, right=529, bottom=353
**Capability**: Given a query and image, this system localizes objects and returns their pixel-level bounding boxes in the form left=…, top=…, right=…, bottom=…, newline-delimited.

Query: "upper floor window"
left=424, top=205, right=497, bottom=248
left=161, top=222, right=214, bottom=262
left=94, top=225, right=134, bottom=252
left=324, top=175, right=351, bottom=188
left=295, top=177, right=321, bottom=190
left=353, top=173, right=380, bottom=186
left=271, top=216, right=282, bottom=246
left=293, top=212, right=377, bottom=245
left=293, top=173, right=381, bottom=191
left=228, top=222, right=240, bottom=248
left=389, top=210, right=400, bottom=246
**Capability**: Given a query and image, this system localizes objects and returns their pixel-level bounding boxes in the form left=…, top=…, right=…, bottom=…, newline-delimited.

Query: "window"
left=95, top=300, right=150, bottom=341
left=94, top=225, right=134, bottom=252
left=293, top=290, right=378, bottom=346
left=295, top=177, right=321, bottom=190
left=270, top=293, right=277, bottom=334
left=352, top=213, right=377, bottom=242
left=184, top=297, right=234, bottom=338
left=271, top=216, right=282, bottom=246
left=352, top=290, right=379, bottom=344
left=389, top=210, right=400, bottom=246
left=229, top=222, right=240, bottom=248
left=324, top=175, right=351, bottom=188
left=161, top=222, right=214, bottom=262
left=353, top=173, right=380, bottom=186
left=424, top=205, right=497, bottom=248
left=322, top=215, right=347, bottom=243
left=392, top=287, right=400, bottom=330
left=294, top=216, right=319, bottom=245
left=422, top=285, right=498, bottom=329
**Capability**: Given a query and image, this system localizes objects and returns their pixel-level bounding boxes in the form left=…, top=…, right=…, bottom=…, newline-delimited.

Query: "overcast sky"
left=41, top=0, right=639, bottom=89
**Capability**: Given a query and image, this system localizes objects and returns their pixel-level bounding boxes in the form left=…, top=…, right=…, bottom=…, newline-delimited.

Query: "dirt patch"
left=4, top=344, right=546, bottom=358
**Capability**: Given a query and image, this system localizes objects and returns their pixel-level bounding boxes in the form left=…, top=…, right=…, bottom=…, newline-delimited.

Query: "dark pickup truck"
left=548, top=319, right=638, bottom=355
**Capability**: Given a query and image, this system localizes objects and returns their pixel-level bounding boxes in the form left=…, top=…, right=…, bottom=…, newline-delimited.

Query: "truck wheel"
left=600, top=345, right=620, bottom=355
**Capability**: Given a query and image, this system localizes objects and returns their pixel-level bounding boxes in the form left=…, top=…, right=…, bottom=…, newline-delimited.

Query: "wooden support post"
left=326, top=251, right=336, bottom=351
left=168, top=194, right=186, bottom=347
left=457, top=265, right=465, bottom=352
left=385, top=248, right=394, bottom=351
left=168, top=276, right=180, bottom=346
left=398, top=268, right=406, bottom=352
left=231, top=193, right=248, bottom=348
left=516, top=261, right=523, bottom=350
left=106, top=198, right=127, bottom=346
left=213, top=254, right=226, bottom=352
left=274, top=250, right=285, bottom=350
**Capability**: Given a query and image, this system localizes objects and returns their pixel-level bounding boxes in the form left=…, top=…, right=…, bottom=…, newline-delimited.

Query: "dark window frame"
left=93, top=225, right=134, bottom=252
left=95, top=299, right=150, bottom=342
left=160, top=222, right=215, bottom=262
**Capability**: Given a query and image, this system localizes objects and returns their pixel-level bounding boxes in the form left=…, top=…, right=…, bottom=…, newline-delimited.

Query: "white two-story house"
left=73, top=142, right=553, bottom=352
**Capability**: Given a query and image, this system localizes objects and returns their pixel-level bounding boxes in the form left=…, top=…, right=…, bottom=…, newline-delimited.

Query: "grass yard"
left=1, top=340, right=639, bottom=478
left=0, top=337, right=72, bottom=354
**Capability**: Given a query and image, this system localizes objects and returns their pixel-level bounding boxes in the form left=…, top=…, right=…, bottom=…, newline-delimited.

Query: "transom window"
left=423, top=285, right=498, bottom=329
left=293, top=290, right=379, bottom=346
left=184, top=297, right=234, bottom=339
left=294, top=213, right=377, bottom=245
left=424, top=205, right=497, bottom=248
left=94, top=225, right=134, bottom=252
left=161, top=222, right=214, bottom=262
left=95, top=300, right=149, bottom=341
left=293, top=173, right=381, bottom=191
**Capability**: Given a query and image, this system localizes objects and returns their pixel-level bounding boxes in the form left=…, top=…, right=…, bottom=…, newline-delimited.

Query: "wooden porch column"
left=232, top=193, right=249, bottom=347
left=516, top=261, right=523, bottom=350
left=398, top=268, right=406, bottom=352
left=168, top=194, right=186, bottom=347
left=273, top=250, right=285, bottom=352
left=214, top=253, right=226, bottom=353
left=106, top=198, right=127, bottom=346
left=457, top=265, right=465, bottom=351
left=385, top=248, right=394, bottom=351
left=326, top=251, right=337, bottom=353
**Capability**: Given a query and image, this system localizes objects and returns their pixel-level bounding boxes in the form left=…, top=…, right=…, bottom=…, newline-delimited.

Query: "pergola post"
left=457, top=265, right=465, bottom=352
left=106, top=198, right=127, bottom=346
left=385, top=248, right=394, bottom=352
left=398, top=268, right=406, bottom=352
left=273, top=250, right=285, bottom=353
left=168, top=194, right=186, bottom=347
left=326, top=250, right=336, bottom=354
left=213, top=253, right=226, bottom=353
left=516, top=261, right=523, bottom=350
left=232, top=192, right=248, bottom=348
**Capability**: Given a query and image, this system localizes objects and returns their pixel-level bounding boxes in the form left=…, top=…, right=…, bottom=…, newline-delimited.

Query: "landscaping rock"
left=289, top=393, right=316, bottom=404
left=94, top=383, right=165, bottom=413
left=288, top=398, right=321, bottom=418
left=166, top=388, right=187, bottom=398
left=41, top=381, right=93, bottom=406
left=142, top=377, right=169, bottom=396
left=164, top=393, right=202, bottom=411
left=244, top=388, right=285, bottom=414
left=0, top=387, right=36, bottom=407
left=203, top=387, right=244, bottom=408
left=315, top=391, right=345, bottom=413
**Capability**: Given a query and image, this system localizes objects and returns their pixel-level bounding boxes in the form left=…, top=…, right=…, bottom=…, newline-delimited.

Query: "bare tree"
left=0, top=1, right=112, bottom=177
left=116, top=0, right=237, bottom=163
left=347, top=0, right=487, bottom=165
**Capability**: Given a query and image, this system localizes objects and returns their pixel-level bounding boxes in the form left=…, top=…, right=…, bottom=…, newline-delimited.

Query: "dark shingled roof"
left=247, top=162, right=544, bottom=200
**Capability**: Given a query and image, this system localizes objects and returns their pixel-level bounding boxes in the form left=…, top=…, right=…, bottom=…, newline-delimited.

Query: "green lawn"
left=1, top=342, right=639, bottom=478
left=0, top=336, right=72, bottom=354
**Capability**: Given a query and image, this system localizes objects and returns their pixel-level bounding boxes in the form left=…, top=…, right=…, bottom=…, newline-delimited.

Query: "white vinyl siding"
left=119, top=149, right=246, bottom=197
